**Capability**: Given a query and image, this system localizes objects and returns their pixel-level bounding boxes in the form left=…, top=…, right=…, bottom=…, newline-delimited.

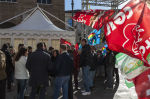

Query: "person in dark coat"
left=89, top=46, right=97, bottom=89
left=104, top=48, right=116, bottom=89
left=48, top=47, right=54, bottom=57
left=51, top=50, right=59, bottom=63
left=66, top=45, right=74, bottom=99
left=1, top=44, right=14, bottom=91
left=28, top=46, right=32, bottom=56
left=96, top=50, right=104, bottom=77
left=26, top=42, right=52, bottom=99
left=53, top=44, right=74, bottom=99
left=80, top=39, right=92, bottom=95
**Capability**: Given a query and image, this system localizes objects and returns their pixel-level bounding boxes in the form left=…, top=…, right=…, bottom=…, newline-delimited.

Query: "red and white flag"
left=104, top=0, right=150, bottom=66
left=133, top=68, right=150, bottom=99
left=72, top=9, right=114, bottom=30
left=60, top=38, right=71, bottom=46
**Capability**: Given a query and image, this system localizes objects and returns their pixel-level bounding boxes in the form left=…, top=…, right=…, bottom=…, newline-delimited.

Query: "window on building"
left=0, top=0, right=16, bottom=2
left=37, top=0, right=51, bottom=4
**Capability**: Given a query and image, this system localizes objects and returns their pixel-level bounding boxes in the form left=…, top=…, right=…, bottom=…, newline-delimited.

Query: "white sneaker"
left=82, top=92, right=91, bottom=95
left=81, top=90, right=86, bottom=93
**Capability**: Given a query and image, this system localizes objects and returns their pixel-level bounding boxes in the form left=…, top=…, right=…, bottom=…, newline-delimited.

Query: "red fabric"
left=133, top=68, right=150, bottom=99
left=73, top=50, right=80, bottom=71
left=104, top=0, right=150, bottom=66
left=75, top=43, right=79, bottom=51
left=60, top=38, right=71, bottom=46
left=72, top=10, right=114, bottom=30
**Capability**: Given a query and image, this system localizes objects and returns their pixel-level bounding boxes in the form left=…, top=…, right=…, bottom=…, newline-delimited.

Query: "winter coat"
left=54, top=52, right=74, bottom=77
left=80, top=44, right=92, bottom=67
left=2, top=50, right=14, bottom=74
left=26, top=49, right=52, bottom=86
left=90, top=52, right=97, bottom=71
left=15, top=56, right=29, bottom=79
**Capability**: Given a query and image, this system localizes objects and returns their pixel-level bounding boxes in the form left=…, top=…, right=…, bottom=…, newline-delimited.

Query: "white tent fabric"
left=10, top=8, right=64, bottom=31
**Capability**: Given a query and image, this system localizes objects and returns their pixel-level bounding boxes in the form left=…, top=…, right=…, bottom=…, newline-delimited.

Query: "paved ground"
left=6, top=76, right=118, bottom=99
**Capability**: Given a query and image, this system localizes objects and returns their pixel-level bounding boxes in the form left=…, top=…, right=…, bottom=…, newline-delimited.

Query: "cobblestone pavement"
left=6, top=77, right=117, bottom=99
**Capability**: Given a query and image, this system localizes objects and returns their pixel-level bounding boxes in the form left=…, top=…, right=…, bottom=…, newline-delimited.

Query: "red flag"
left=104, top=0, right=150, bottom=66
left=60, top=38, right=71, bottom=46
left=72, top=9, right=114, bottom=30
left=75, top=43, right=79, bottom=51
left=133, top=68, right=150, bottom=99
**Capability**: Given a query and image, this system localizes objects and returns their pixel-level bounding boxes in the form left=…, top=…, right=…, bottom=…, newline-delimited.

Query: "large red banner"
left=72, top=9, right=114, bottom=30
left=104, top=0, right=150, bottom=66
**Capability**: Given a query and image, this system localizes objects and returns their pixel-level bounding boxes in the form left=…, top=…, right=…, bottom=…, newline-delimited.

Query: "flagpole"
left=71, top=0, right=74, bottom=27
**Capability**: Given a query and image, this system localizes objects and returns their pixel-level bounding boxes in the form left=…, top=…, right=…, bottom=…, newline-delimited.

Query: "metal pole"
left=71, top=0, right=74, bottom=27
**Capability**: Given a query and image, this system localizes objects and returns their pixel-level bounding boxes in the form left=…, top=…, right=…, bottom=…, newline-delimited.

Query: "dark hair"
left=53, top=50, right=59, bottom=57
left=1, top=44, right=9, bottom=52
left=49, top=46, right=54, bottom=51
left=15, top=47, right=27, bottom=61
left=81, top=38, right=87, bottom=43
left=28, top=46, right=32, bottom=50
left=18, top=44, right=24, bottom=50
left=60, top=44, right=67, bottom=51
left=37, top=42, right=44, bottom=50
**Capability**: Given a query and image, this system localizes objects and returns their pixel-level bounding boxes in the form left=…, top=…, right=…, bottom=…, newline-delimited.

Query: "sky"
left=65, top=0, right=131, bottom=11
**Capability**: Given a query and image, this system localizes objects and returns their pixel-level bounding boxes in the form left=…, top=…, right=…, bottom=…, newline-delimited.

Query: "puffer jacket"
left=0, top=50, right=7, bottom=80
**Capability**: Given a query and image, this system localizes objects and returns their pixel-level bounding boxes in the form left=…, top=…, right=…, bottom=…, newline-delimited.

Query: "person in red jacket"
left=71, top=45, right=80, bottom=90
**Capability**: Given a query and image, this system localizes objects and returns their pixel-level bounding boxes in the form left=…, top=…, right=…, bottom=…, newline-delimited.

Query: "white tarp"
left=113, top=70, right=138, bottom=99
left=9, top=8, right=64, bottom=31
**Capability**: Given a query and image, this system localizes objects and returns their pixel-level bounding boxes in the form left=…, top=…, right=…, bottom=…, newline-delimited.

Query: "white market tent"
left=0, top=7, right=75, bottom=51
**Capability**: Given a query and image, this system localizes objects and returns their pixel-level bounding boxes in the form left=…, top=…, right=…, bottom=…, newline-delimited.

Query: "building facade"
left=0, top=0, right=65, bottom=29
left=0, top=0, right=75, bottom=51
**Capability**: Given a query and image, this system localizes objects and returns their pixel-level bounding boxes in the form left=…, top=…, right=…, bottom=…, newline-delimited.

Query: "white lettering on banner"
left=106, top=6, right=133, bottom=36
left=139, top=46, right=146, bottom=54
left=114, top=12, right=126, bottom=25
left=146, top=38, right=150, bottom=49
left=122, top=23, right=144, bottom=55
left=106, top=24, right=111, bottom=36
left=139, top=38, right=150, bottom=56
left=123, top=6, right=133, bottom=19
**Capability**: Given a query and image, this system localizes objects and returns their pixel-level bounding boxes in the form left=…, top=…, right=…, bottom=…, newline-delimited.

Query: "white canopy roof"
left=9, top=7, right=64, bottom=31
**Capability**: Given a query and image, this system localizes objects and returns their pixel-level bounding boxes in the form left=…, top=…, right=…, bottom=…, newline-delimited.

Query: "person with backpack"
left=0, top=50, right=7, bottom=99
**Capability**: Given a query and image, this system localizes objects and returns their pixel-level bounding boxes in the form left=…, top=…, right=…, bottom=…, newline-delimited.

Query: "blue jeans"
left=82, top=66, right=91, bottom=92
left=17, top=79, right=27, bottom=99
left=89, top=70, right=96, bottom=87
left=54, top=76, right=70, bottom=99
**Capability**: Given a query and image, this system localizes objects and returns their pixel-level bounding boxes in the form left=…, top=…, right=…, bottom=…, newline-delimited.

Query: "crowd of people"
left=0, top=38, right=119, bottom=99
